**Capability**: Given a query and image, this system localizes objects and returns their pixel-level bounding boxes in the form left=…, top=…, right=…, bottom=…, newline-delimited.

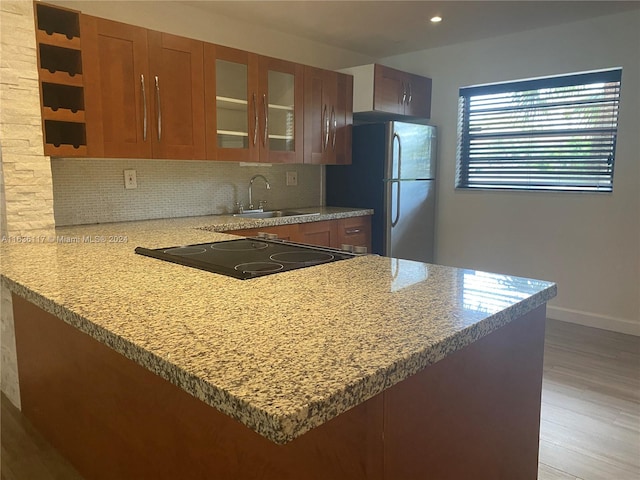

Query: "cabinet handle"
left=252, top=92, right=258, bottom=146
left=322, top=104, right=329, bottom=150
left=262, top=93, right=268, bottom=147
left=331, top=106, right=337, bottom=150
left=401, top=81, right=407, bottom=104
left=155, top=75, right=162, bottom=141
left=407, top=82, right=412, bottom=104
left=345, top=228, right=361, bottom=234
left=141, top=74, right=147, bottom=141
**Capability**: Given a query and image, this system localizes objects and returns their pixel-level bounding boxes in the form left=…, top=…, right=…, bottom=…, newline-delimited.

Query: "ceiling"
left=182, top=1, right=639, bottom=58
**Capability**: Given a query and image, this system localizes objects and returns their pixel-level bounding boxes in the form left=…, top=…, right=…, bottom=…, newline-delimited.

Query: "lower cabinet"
left=336, top=216, right=371, bottom=253
left=228, top=216, right=371, bottom=251
left=296, top=220, right=337, bottom=247
left=225, top=224, right=295, bottom=241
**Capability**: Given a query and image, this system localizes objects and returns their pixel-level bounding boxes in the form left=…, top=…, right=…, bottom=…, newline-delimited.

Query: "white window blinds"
left=456, top=68, right=622, bottom=192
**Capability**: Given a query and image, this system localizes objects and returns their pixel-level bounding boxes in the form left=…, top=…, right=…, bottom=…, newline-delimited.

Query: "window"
left=456, top=68, right=622, bottom=192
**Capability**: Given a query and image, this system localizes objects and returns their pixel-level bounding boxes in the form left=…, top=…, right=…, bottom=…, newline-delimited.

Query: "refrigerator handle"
left=391, top=132, right=402, bottom=228
left=391, top=180, right=401, bottom=227
left=392, top=132, right=402, bottom=179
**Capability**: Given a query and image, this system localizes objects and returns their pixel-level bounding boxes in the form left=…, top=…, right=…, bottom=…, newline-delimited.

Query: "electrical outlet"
left=124, top=169, right=137, bottom=189
left=286, top=171, right=298, bottom=186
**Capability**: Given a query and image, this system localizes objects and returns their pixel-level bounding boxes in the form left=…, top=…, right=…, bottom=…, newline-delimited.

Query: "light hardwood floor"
left=538, top=319, right=640, bottom=480
left=1, top=319, right=639, bottom=480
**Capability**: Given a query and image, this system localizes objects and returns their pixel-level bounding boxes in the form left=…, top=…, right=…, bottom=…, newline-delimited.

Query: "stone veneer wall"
left=1, top=0, right=57, bottom=408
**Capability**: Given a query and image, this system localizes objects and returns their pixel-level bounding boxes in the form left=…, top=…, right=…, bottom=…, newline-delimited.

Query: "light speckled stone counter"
left=0, top=214, right=556, bottom=444
left=195, top=206, right=374, bottom=233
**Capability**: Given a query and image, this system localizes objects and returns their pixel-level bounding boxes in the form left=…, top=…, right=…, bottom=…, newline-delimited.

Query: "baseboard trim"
left=547, top=306, right=640, bottom=337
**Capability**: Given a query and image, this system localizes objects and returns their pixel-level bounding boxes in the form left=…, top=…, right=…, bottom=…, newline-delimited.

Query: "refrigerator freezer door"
left=384, top=179, right=435, bottom=263
left=385, top=122, right=437, bottom=181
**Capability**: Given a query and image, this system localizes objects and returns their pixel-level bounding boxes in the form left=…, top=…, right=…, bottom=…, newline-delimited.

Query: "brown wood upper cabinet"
left=303, top=66, right=353, bottom=165
left=374, top=64, right=431, bottom=118
left=344, top=63, right=432, bottom=119
left=81, top=16, right=206, bottom=159
left=204, top=45, right=303, bottom=163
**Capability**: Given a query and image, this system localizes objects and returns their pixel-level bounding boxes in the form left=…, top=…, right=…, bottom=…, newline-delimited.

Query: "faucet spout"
left=248, top=174, right=271, bottom=210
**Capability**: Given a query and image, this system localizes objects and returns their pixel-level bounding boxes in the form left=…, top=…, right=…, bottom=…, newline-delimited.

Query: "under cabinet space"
left=35, top=3, right=80, bottom=40
left=39, top=44, right=83, bottom=78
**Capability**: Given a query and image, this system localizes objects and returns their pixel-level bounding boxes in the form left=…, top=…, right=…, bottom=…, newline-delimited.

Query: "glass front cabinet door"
left=258, top=56, right=303, bottom=163
left=205, top=45, right=257, bottom=162
left=205, top=46, right=303, bottom=163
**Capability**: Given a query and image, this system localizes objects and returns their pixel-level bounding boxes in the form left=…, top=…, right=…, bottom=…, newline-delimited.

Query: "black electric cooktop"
left=135, top=238, right=356, bottom=280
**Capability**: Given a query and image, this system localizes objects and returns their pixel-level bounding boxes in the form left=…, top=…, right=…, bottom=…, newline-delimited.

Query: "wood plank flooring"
left=1, top=318, right=639, bottom=479
left=1, top=392, right=84, bottom=480
left=538, top=319, right=640, bottom=480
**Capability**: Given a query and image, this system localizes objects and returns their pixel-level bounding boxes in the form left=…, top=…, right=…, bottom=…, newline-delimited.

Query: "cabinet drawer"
left=337, top=216, right=371, bottom=252
left=227, top=224, right=293, bottom=241
left=295, top=220, right=338, bottom=248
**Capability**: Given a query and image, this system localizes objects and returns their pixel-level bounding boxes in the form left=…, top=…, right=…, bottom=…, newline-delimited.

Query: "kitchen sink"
left=233, top=210, right=320, bottom=219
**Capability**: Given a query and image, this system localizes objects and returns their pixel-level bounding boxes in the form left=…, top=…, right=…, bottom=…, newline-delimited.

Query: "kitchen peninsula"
left=1, top=211, right=556, bottom=480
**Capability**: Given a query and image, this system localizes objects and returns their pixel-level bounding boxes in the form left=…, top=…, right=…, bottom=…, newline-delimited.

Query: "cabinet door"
left=227, top=225, right=293, bottom=241
left=304, top=68, right=352, bottom=165
left=82, top=15, right=151, bottom=158
left=295, top=220, right=338, bottom=248
left=373, top=64, right=405, bottom=115
left=337, top=216, right=371, bottom=252
left=258, top=56, right=303, bottom=164
left=332, top=72, right=353, bottom=165
left=303, top=66, right=336, bottom=165
left=148, top=31, right=205, bottom=159
left=403, top=73, right=432, bottom=118
left=204, top=44, right=259, bottom=162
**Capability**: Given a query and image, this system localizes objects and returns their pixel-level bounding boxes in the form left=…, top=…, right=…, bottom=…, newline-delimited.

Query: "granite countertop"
left=187, top=206, right=374, bottom=233
left=0, top=211, right=556, bottom=444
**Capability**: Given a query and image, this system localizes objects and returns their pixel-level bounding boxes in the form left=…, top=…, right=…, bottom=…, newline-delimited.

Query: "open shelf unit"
left=34, top=2, right=87, bottom=156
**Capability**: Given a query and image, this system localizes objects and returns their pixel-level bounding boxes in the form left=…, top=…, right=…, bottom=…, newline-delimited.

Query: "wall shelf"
left=41, top=107, right=85, bottom=123
left=36, top=29, right=81, bottom=49
left=35, top=2, right=87, bottom=157
left=35, top=3, right=80, bottom=39
left=38, top=69, right=84, bottom=87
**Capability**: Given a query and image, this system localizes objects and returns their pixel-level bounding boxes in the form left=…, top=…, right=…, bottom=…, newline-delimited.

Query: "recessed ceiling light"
left=430, top=16, right=442, bottom=23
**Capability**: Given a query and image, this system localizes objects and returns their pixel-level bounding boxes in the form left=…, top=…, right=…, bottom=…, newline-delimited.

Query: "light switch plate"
left=124, top=169, right=137, bottom=189
left=286, top=171, right=298, bottom=186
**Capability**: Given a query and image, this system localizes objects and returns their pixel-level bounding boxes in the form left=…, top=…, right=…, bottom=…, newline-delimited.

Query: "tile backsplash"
left=51, top=158, right=323, bottom=226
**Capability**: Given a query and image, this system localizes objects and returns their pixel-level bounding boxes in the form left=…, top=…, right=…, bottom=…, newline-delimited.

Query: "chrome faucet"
left=248, top=174, right=271, bottom=211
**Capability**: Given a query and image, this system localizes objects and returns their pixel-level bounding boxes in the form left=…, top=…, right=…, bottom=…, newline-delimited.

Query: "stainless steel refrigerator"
left=326, top=121, right=437, bottom=262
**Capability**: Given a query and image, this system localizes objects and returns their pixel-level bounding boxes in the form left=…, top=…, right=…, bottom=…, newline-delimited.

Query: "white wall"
left=381, top=11, right=640, bottom=335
